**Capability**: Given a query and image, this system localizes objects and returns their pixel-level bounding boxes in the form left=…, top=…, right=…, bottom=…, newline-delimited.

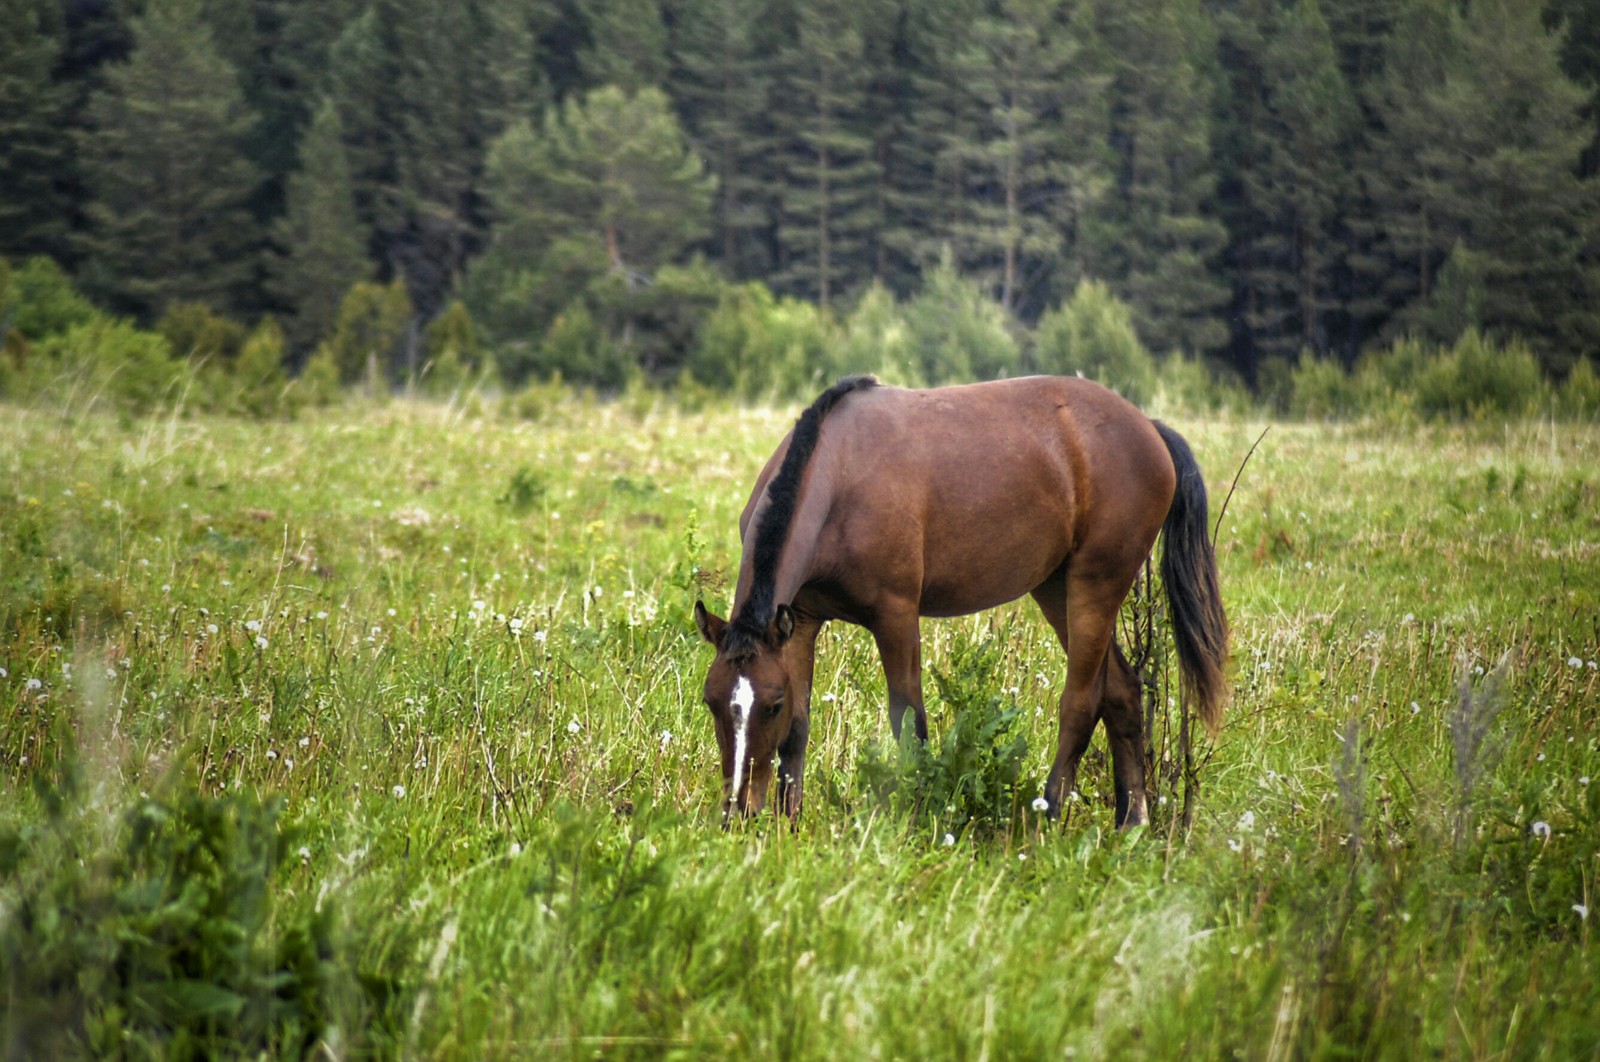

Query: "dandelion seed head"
left=1531, top=821, right=1552, bottom=839
left=1032, top=796, right=1050, bottom=813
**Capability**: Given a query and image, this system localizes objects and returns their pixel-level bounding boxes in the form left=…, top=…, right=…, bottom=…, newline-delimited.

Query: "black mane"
left=725, top=375, right=879, bottom=657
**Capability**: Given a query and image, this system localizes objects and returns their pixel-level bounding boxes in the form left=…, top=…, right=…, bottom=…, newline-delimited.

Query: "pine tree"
left=669, top=0, right=778, bottom=279
left=77, top=0, right=262, bottom=319
left=580, top=0, right=670, bottom=92
left=770, top=0, right=880, bottom=310
left=0, top=0, right=71, bottom=262
left=268, top=98, right=372, bottom=354
left=483, top=86, right=711, bottom=279
left=1086, top=0, right=1229, bottom=354
left=1217, top=0, right=1361, bottom=366
left=933, top=0, right=1108, bottom=316
left=1368, top=0, right=1599, bottom=366
left=325, top=0, right=545, bottom=319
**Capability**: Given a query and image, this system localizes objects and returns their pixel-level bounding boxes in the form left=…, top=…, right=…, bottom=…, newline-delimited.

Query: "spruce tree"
left=933, top=0, right=1108, bottom=316
left=580, top=0, right=670, bottom=92
left=770, top=0, right=879, bottom=310
left=1368, top=0, right=1598, bottom=366
left=77, top=0, right=262, bottom=320
left=0, top=0, right=71, bottom=262
left=1086, top=0, right=1229, bottom=354
left=1218, top=0, right=1361, bottom=366
left=669, top=0, right=777, bottom=278
left=268, top=98, right=372, bottom=354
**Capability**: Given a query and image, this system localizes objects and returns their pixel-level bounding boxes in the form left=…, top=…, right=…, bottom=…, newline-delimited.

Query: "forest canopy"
left=1, top=0, right=1597, bottom=395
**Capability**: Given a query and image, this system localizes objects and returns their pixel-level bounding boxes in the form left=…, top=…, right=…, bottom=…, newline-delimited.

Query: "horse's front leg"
left=872, top=612, right=927, bottom=742
left=776, top=614, right=823, bottom=821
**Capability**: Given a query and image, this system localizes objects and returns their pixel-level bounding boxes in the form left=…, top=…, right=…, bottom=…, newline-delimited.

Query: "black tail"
left=1154, top=422, right=1229, bottom=735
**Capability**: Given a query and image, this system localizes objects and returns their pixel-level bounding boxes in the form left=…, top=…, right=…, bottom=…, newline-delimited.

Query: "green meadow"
left=2, top=394, right=1596, bottom=1059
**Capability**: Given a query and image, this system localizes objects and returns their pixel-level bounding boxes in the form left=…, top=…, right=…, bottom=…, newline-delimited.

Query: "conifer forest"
left=3, top=0, right=1599, bottom=398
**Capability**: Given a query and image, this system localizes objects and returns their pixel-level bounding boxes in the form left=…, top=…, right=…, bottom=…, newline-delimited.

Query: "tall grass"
left=1, top=397, right=1596, bottom=1058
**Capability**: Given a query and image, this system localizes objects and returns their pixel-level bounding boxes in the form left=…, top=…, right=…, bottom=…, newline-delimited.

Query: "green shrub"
left=324, top=279, right=413, bottom=388
left=535, top=300, right=632, bottom=391
left=1156, top=352, right=1248, bottom=416
left=1558, top=357, right=1600, bottom=420
left=155, top=301, right=247, bottom=365
left=683, top=281, right=832, bottom=399
left=595, top=259, right=727, bottom=383
left=32, top=316, right=188, bottom=414
left=1415, top=329, right=1546, bottom=420
left=418, top=299, right=483, bottom=395
left=1033, top=278, right=1156, bottom=403
left=1288, top=352, right=1368, bottom=420
left=0, top=770, right=365, bottom=1058
left=904, top=249, right=1020, bottom=385
left=854, top=637, right=1035, bottom=840
left=837, top=282, right=920, bottom=385
left=4, top=256, right=98, bottom=340
left=227, top=317, right=292, bottom=418
left=293, top=341, right=342, bottom=408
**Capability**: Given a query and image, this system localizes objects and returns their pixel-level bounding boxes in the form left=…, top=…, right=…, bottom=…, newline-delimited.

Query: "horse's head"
left=693, top=600, right=799, bottom=819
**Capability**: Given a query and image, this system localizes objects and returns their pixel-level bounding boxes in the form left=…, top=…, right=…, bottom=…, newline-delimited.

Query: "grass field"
left=2, top=392, right=1597, bottom=1059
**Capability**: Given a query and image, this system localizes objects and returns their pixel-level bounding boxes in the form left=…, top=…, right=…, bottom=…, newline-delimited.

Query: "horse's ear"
left=770, top=604, right=796, bottom=647
left=694, top=600, right=726, bottom=647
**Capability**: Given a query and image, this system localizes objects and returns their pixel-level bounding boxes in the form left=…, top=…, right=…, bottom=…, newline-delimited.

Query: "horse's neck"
left=736, top=464, right=832, bottom=615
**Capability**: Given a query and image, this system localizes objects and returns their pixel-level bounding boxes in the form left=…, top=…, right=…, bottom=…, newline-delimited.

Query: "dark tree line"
left=3, top=0, right=1598, bottom=383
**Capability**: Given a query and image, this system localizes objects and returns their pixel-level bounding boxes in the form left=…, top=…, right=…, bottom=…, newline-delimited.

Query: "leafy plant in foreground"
left=0, top=762, right=375, bottom=1059
left=855, top=636, right=1034, bottom=840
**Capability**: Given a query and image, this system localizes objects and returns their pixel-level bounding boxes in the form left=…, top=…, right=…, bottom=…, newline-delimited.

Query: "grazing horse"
left=694, top=375, right=1228, bottom=827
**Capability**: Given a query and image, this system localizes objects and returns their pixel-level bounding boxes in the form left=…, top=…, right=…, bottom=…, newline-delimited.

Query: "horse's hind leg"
left=1030, top=577, right=1102, bottom=819
left=1102, top=639, right=1149, bottom=828
left=1035, top=571, right=1146, bottom=827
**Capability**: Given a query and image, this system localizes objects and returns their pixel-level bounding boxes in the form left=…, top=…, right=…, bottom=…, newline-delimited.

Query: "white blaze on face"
left=729, top=675, right=755, bottom=806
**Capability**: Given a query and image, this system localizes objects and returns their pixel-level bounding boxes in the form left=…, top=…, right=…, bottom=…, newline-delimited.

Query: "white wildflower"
left=1032, top=796, right=1050, bottom=813
left=392, top=785, right=406, bottom=799
left=567, top=719, right=581, bottom=735
left=943, top=833, right=955, bottom=847
left=1531, top=821, right=1552, bottom=839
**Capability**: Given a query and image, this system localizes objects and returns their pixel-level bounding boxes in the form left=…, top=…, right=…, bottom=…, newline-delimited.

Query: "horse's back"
left=811, top=376, right=1174, bottom=616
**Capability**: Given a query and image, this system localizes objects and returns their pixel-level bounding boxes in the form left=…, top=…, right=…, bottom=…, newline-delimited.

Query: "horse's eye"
left=767, top=700, right=784, bottom=719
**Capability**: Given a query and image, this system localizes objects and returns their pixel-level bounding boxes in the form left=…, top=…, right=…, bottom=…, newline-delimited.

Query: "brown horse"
left=694, top=375, right=1227, bottom=827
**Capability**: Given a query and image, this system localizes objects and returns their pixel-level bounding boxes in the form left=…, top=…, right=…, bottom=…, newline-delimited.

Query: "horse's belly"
left=917, top=537, right=1067, bottom=617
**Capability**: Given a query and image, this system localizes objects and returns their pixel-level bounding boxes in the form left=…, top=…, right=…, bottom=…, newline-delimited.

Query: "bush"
left=417, top=300, right=483, bottom=395
left=1033, top=278, right=1156, bottom=403
left=903, top=250, right=1021, bottom=385
left=155, top=301, right=247, bottom=365
left=1558, top=357, right=1600, bottom=420
left=854, top=637, right=1035, bottom=840
left=31, top=316, right=188, bottom=414
left=533, top=301, right=632, bottom=391
left=1414, top=329, right=1546, bottom=421
left=294, top=342, right=342, bottom=408
left=1288, top=351, right=1369, bottom=420
left=0, top=770, right=365, bottom=1058
left=3, top=255, right=98, bottom=340
left=683, top=281, right=832, bottom=399
left=226, top=317, right=293, bottom=418
left=324, top=280, right=413, bottom=388
left=836, top=282, right=920, bottom=386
